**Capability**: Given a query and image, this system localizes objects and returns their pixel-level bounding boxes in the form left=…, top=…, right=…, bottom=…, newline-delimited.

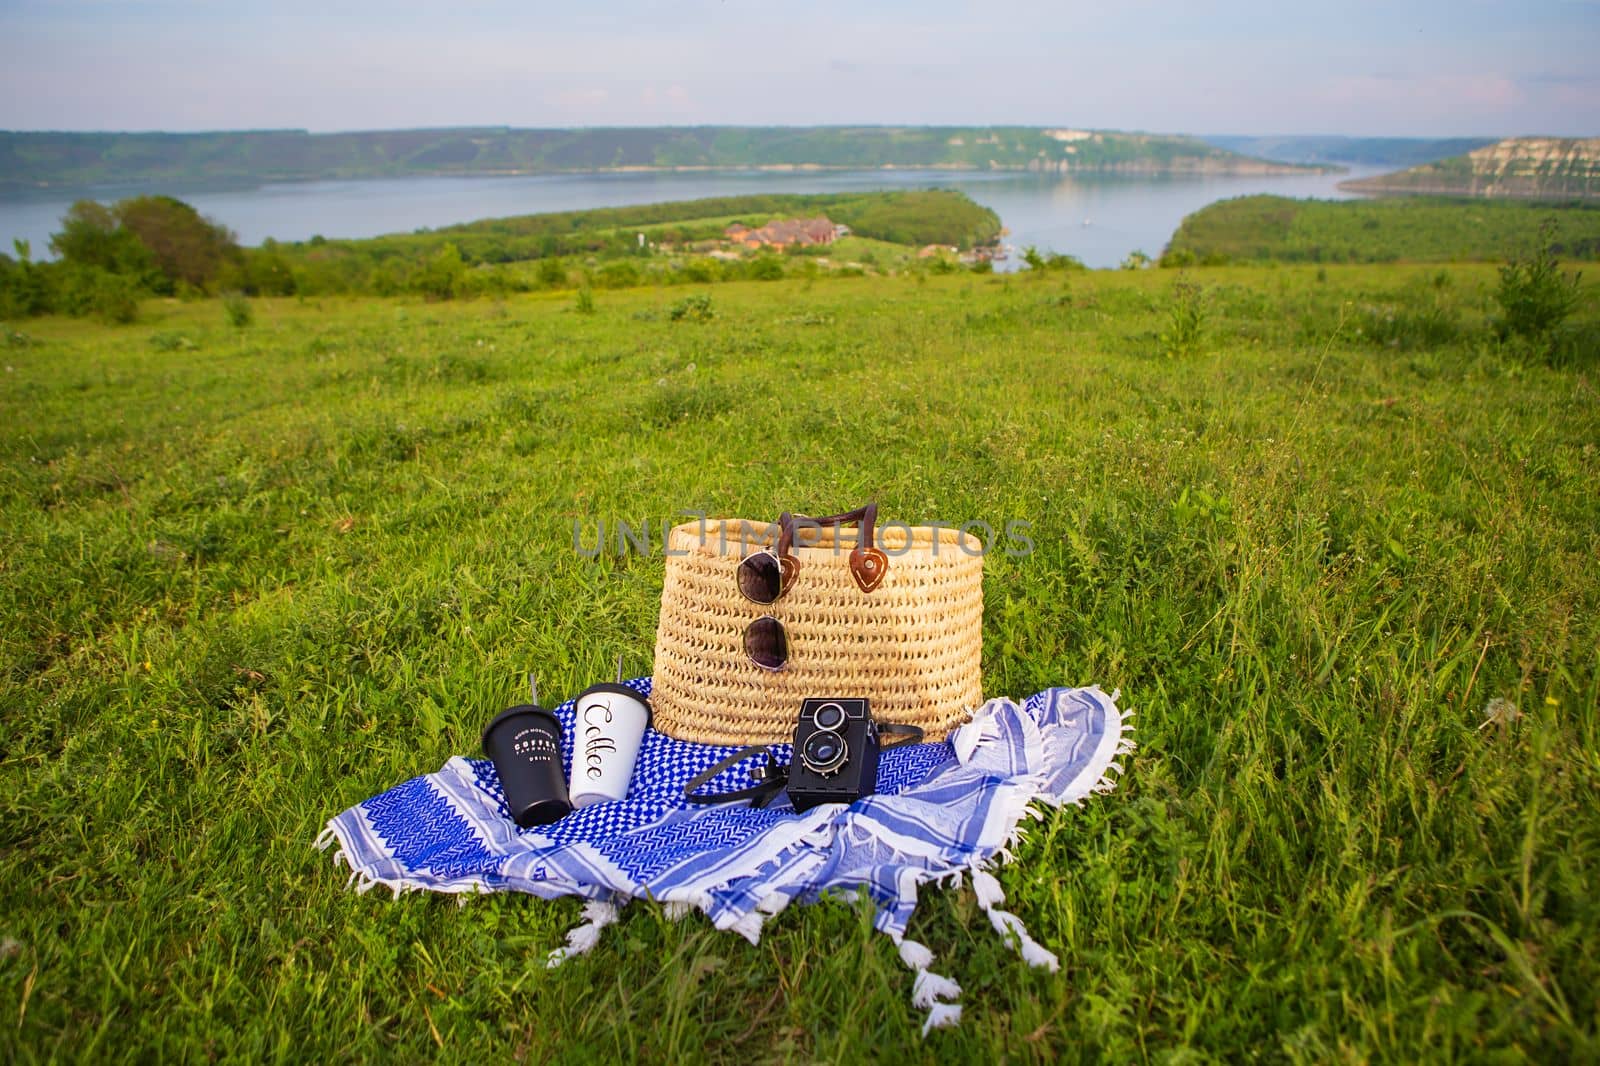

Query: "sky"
left=0, top=0, right=1595, bottom=137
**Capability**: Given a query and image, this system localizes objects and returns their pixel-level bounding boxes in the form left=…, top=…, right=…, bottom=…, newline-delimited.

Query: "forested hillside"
left=1204, top=135, right=1495, bottom=167
left=1, top=126, right=1320, bottom=189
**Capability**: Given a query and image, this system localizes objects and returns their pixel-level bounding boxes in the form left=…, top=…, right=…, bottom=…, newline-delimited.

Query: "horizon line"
left=0, top=124, right=1527, bottom=141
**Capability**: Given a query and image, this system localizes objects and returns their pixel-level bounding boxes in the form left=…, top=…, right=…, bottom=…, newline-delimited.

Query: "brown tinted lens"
left=737, top=551, right=782, bottom=604
left=744, top=616, right=788, bottom=671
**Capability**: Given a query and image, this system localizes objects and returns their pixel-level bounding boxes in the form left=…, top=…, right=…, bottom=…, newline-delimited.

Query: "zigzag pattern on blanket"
left=319, top=683, right=1130, bottom=1034
left=361, top=774, right=499, bottom=882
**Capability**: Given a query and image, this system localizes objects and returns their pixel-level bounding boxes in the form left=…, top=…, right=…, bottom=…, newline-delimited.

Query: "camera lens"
left=801, top=729, right=848, bottom=776
left=812, top=701, right=846, bottom=731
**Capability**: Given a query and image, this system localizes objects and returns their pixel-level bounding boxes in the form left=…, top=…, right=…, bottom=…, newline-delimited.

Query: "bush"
left=0, top=248, right=51, bottom=319
left=680, top=258, right=718, bottom=284
left=54, top=264, right=140, bottom=323
left=747, top=256, right=785, bottom=281
left=92, top=275, right=140, bottom=324
left=574, top=287, right=596, bottom=315
left=1161, top=278, right=1206, bottom=356
left=536, top=257, right=568, bottom=288
left=413, top=243, right=467, bottom=301
left=668, top=293, right=714, bottom=322
left=461, top=265, right=525, bottom=299
left=1495, top=226, right=1582, bottom=346
left=223, top=293, right=253, bottom=329
left=370, top=260, right=408, bottom=297
left=226, top=241, right=298, bottom=297
left=594, top=260, right=643, bottom=289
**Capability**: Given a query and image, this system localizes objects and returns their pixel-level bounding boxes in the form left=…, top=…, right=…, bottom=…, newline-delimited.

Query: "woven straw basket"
left=650, top=519, right=984, bottom=745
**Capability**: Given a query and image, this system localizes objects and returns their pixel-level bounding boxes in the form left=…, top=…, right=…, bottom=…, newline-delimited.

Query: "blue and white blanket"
left=318, top=682, right=1131, bottom=1034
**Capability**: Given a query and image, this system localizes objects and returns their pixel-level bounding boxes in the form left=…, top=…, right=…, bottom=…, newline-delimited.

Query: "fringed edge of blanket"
left=882, top=686, right=1135, bottom=1035
left=315, top=686, right=1134, bottom=1037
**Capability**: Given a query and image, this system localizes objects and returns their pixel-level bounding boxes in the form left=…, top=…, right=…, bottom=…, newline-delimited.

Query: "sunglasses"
left=737, top=504, right=888, bottom=671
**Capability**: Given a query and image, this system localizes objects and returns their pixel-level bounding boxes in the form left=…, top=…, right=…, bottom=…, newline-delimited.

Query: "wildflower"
left=1478, top=696, right=1520, bottom=731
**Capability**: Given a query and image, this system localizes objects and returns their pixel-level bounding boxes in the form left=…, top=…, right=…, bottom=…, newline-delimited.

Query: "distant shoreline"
left=0, top=125, right=1333, bottom=194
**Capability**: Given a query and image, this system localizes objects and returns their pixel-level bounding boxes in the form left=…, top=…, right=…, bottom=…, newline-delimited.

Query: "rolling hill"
left=0, top=126, right=1323, bottom=190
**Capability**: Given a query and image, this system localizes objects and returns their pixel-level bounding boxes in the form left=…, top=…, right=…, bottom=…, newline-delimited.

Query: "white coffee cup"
left=568, top=683, right=652, bottom=808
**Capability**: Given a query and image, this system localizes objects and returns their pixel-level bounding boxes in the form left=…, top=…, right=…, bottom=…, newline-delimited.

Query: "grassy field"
left=3, top=263, right=1598, bottom=1061
left=1165, top=195, right=1600, bottom=265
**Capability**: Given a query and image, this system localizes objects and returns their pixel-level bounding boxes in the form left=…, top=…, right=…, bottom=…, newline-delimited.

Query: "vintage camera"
left=787, top=698, right=881, bottom=812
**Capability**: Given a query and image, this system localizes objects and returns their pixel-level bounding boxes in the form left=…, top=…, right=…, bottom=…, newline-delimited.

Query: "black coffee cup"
left=482, top=700, right=571, bottom=827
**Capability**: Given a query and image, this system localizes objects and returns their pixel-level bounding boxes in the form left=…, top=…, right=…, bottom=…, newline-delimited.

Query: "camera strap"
left=682, top=746, right=789, bottom=808
left=681, top=724, right=925, bottom=808
left=878, top=723, right=925, bottom=747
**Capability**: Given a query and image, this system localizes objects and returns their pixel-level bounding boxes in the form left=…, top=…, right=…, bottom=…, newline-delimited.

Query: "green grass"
left=1165, top=195, right=1600, bottom=265
left=3, top=264, right=1599, bottom=1061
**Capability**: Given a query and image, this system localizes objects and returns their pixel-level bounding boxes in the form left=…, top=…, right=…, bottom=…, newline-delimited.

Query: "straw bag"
left=650, top=503, right=984, bottom=745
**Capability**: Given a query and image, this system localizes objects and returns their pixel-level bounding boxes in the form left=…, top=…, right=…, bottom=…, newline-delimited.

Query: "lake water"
left=0, top=164, right=1388, bottom=270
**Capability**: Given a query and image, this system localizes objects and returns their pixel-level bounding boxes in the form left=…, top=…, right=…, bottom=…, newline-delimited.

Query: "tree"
left=48, top=196, right=241, bottom=296
left=49, top=200, right=160, bottom=287
left=112, top=195, right=241, bottom=291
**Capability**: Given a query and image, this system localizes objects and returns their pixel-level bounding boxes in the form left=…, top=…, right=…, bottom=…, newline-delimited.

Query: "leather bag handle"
left=776, top=502, right=877, bottom=556
left=773, top=502, right=887, bottom=594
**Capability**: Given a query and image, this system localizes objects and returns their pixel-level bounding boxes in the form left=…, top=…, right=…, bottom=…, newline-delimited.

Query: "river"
left=0, top=164, right=1388, bottom=270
